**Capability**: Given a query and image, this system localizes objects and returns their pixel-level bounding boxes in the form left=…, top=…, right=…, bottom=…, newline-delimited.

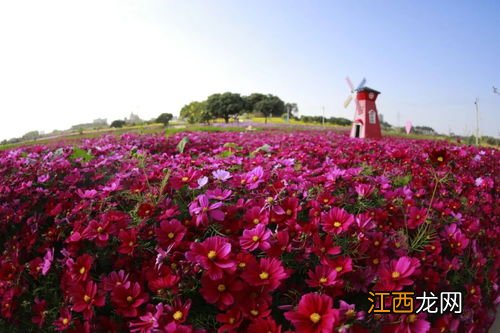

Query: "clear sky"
left=0, top=0, right=499, bottom=141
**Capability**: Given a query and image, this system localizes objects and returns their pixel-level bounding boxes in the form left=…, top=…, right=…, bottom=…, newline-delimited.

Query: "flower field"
left=0, top=130, right=498, bottom=332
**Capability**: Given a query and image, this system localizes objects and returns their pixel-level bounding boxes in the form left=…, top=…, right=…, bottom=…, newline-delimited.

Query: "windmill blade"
left=345, top=76, right=355, bottom=92
left=356, top=77, right=366, bottom=91
left=343, top=94, right=353, bottom=108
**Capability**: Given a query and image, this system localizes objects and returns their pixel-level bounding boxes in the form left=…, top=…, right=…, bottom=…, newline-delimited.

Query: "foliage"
left=110, top=120, right=126, bottom=128
left=206, top=92, right=246, bottom=123
left=156, top=113, right=173, bottom=127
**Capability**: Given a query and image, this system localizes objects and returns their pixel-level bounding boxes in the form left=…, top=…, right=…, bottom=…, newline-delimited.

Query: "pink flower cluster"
left=0, top=130, right=498, bottom=332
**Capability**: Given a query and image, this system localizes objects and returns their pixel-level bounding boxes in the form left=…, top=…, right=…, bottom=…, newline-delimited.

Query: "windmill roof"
left=357, top=86, right=381, bottom=94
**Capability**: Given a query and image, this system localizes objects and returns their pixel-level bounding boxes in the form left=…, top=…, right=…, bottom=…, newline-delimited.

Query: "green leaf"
left=70, top=147, right=94, bottom=162
left=177, top=137, right=189, bottom=154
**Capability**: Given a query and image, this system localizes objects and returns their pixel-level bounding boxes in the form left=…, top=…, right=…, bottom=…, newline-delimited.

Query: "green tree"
left=110, top=120, right=126, bottom=128
left=244, top=93, right=267, bottom=113
left=254, top=95, right=285, bottom=124
left=180, top=101, right=209, bottom=124
left=156, top=113, right=173, bottom=127
left=206, top=92, right=245, bottom=123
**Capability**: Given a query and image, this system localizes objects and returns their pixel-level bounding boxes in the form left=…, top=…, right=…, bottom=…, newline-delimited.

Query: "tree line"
left=179, top=92, right=298, bottom=124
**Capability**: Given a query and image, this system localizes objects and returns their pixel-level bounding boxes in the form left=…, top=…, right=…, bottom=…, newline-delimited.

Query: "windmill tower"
left=344, top=77, right=382, bottom=139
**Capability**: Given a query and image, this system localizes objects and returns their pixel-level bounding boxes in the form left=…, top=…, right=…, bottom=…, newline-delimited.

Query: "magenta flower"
left=185, top=236, right=236, bottom=280
left=321, top=207, right=354, bottom=235
left=212, top=169, right=232, bottom=182
left=239, top=224, right=272, bottom=251
left=241, top=166, right=264, bottom=190
left=377, top=256, right=420, bottom=291
left=189, top=194, right=225, bottom=227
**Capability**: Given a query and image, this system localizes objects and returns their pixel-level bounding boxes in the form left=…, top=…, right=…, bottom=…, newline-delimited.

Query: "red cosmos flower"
left=216, top=308, right=243, bottom=333
left=281, top=196, right=300, bottom=220
left=441, top=223, right=469, bottom=253
left=165, top=298, right=192, bottom=325
left=284, top=293, right=340, bottom=333
left=394, top=313, right=431, bottom=333
left=377, top=256, right=420, bottom=291
left=239, top=224, right=272, bottom=251
left=243, top=206, right=269, bottom=227
left=407, top=207, right=427, bottom=229
left=242, top=257, right=287, bottom=292
left=102, top=270, right=131, bottom=291
left=200, top=273, right=244, bottom=309
left=70, top=280, right=105, bottom=320
left=53, top=307, right=72, bottom=331
left=137, top=202, right=155, bottom=218
left=321, top=256, right=353, bottom=276
left=185, top=236, right=236, bottom=280
left=69, top=254, right=93, bottom=282
left=306, top=265, right=339, bottom=288
left=240, top=166, right=264, bottom=190
left=32, top=298, right=47, bottom=328
left=266, top=230, right=291, bottom=257
left=129, top=303, right=163, bottom=333
left=188, top=194, right=225, bottom=227
left=156, top=219, right=186, bottom=249
left=111, top=282, right=149, bottom=317
left=247, top=317, right=282, bottom=333
left=429, top=148, right=448, bottom=167
left=118, top=228, right=138, bottom=255
left=321, top=207, right=354, bottom=235
left=145, top=265, right=180, bottom=293
left=310, top=234, right=341, bottom=259
left=81, top=219, right=111, bottom=246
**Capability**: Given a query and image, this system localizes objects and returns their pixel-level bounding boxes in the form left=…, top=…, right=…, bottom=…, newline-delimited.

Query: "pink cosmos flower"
left=241, top=166, right=264, bottom=190
left=306, top=265, right=339, bottom=288
left=185, top=236, right=236, bottom=280
left=156, top=219, right=186, bottom=249
left=239, top=224, right=272, bottom=251
left=41, top=248, right=54, bottom=276
left=242, top=257, right=287, bottom=292
left=377, top=256, right=420, bottom=291
left=395, top=313, right=431, bottom=333
left=321, top=207, right=354, bottom=235
left=284, top=293, right=340, bottom=333
left=212, top=169, right=232, bottom=182
left=189, top=194, right=225, bottom=227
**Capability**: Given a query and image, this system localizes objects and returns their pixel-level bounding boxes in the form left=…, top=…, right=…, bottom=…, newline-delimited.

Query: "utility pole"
left=493, top=86, right=500, bottom=95
left=474, top=98, right=479, bottom=145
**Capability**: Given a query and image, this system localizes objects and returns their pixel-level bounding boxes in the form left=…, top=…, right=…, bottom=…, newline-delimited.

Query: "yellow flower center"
left=259, top=271, right=269, bottom=280
left=126, top=296, right=133, bottom=303
left=229, top=317, right=235, bottom=324
left=217, top=284, right=226, bottom=292
left=392, top=271, right=400, bottom=279
left=319, top=277, right=328, bottom=284
left=320, top=247, right=326, bottom=253
left=437, top=156, right=444, bottom=162
left=79, top=267, right=86, bottom=275
left=252, top=218, right=259, bottom=225
left=333, top=221, right=341, bottom=228
left=336, top=266, right=343, bottom=272
left=62, top=318, right=69, bottom=325
left=407, top=314, right=417, bottom=323
left=286, top=209, right=292, bottom=216
left=83, top=295, right=91, bottom=303
left=266, top=197, right=274, bottom=203
left=128, top=241, right=134, bottom=247
left=373, top=258, right=379, bottom=265
left=250, top=309, right=259, bottom=316
left=470, top=288, right=475, bottom=294
left=310, top=312, right=321, bottom=323
left=181, top=177, right=189, bottom=182
left=97, top=226, right=103, bottom=233
left=394, top=242, right=401, bottom=248
left=323, top=198, right=329, bottom=203
left=374, top=240, right=380, bottom=246
left=346, top=309, right=355, bottom=318
left=252, top=235, right=260, bottom=242
left=173, top=311, right=183, bottom=320
left=207, top=250, right=216, bottom=259
left=238, top=262, right=246, bottom=268
left=168, top=232, right=175, bottom=239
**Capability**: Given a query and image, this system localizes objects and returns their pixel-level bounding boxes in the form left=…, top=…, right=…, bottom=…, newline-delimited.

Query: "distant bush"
left=110, top=120, right=126, bottom=128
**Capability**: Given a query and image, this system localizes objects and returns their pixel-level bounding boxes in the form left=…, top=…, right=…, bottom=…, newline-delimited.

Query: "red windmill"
left=344, top=77, right=382, bottom=139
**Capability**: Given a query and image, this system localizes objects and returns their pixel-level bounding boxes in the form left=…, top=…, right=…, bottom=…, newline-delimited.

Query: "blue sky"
left=0, top=0, right=499, bottom=140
